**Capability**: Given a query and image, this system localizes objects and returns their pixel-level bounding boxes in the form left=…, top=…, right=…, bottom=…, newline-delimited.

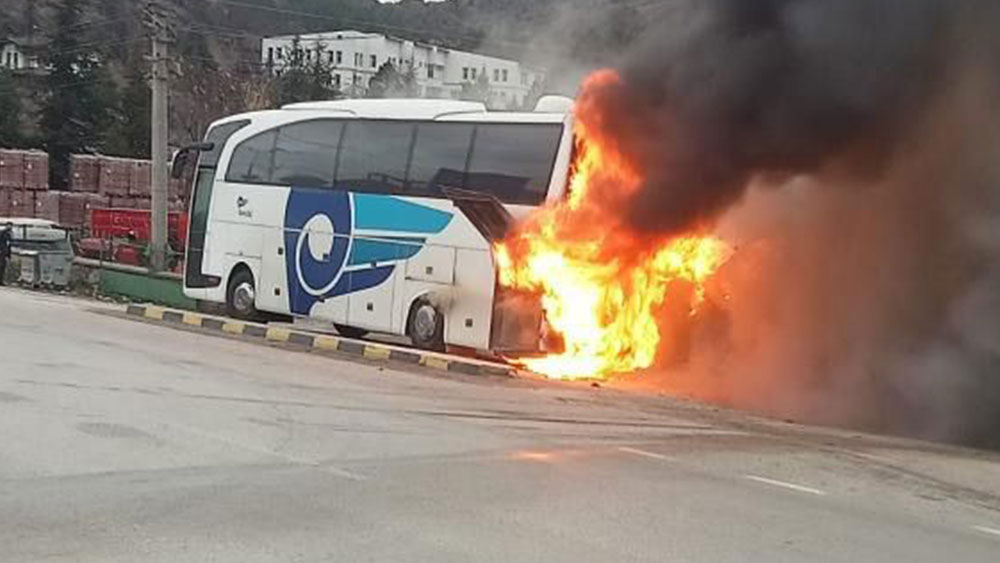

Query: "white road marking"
left=973, top=525, right=1000, bottom=538
left=618, top=446, right=670, bottom=461
left=745, top=475, right=827, bottom=496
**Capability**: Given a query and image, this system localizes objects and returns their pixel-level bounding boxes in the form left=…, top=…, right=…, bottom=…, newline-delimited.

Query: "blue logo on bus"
left=283, top=189, right=453, bottom=315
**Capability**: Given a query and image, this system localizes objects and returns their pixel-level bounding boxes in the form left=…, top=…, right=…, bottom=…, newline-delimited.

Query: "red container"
left=0, top=150, right=24, bottom=188
left=90, top=207, right=189, bottom=249
left=22, top=151, right=49, bottom=190
left=99, top=157, right=131, bottom=195
left=129, top=160, right=152, bottom=196
left=35, top=191, right=61, bottom=222
left=70, top=155, right=101, bottom=193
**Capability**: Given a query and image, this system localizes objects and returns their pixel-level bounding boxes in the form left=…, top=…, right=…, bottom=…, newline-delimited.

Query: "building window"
left=427, top=65, right=435, bottom=79
left=370, top=54, right=377, bottom=68
left=502, top=69, right=509, bottom=82
left=267, top=47, right=274, bottom=63
left=333, top=74, right=341, bottom=88
left=493, top=69, right=500, bottom=82
left=336, top=50, right=343, bottom=64
left=462, top=67, right=469, bottom=80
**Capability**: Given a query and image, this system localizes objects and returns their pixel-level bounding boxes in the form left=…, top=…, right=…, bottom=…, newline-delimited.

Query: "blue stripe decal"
left=334, top=266, right=396, bottom=295
left=348, top=238, right=423, bottom=266
left=353, top=193, right=453, bottom=234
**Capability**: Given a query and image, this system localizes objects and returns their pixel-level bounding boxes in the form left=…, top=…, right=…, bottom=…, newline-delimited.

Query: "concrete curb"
left=124, top=304, right=517, bottom=378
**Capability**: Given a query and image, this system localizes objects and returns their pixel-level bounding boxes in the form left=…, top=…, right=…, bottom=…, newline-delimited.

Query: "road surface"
left=1, top=287, right=999, bottom=562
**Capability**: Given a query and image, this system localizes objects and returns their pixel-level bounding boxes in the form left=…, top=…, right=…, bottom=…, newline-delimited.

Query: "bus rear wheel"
left=226, top=268, right=259, bottom=321
left=407, top=299, right=445, bottom=352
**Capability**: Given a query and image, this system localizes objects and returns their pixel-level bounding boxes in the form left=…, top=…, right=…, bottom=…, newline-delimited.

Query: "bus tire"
left=334, top=324, right=368, bottom=339
left=407, top=299, right=445, bottom=352
left=226, top=267, right=259, bottom=321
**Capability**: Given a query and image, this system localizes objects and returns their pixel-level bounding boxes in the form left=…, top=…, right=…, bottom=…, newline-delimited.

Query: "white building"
left=1, top=38, right=41, bottom=72
left=261, top=30, right=545, bottom=109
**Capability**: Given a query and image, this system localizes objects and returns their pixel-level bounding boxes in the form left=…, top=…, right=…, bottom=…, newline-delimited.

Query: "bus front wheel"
left=407, top=300, right=445, bottom=352
left=226, top=268, right=259, bottom=321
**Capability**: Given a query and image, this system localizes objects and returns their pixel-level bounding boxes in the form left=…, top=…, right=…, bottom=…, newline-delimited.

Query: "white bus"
left=175, top=97, right=574, bottom=352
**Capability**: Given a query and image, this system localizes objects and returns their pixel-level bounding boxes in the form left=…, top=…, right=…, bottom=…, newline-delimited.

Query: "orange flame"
left=496, top=70, right=731, bottom=380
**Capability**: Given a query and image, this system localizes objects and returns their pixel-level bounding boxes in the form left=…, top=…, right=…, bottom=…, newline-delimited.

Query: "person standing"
left=0, top=222, right=12, bottom=286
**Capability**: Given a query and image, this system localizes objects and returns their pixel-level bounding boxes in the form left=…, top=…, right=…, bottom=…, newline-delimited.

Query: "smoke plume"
left=589, top=0, right=1000, bottom=445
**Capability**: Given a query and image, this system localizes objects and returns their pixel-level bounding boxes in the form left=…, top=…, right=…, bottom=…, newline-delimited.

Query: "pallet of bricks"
left=0, top=149, right=51, bottom=220
left=67, top=155, right=190, bottom=231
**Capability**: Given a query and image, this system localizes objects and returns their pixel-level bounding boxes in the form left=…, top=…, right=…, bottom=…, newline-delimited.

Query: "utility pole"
left=145, top=2, right=170, bottom=272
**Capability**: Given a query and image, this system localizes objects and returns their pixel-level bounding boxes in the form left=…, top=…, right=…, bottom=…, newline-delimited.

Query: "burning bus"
left=172, top=97, right=577, bottom=355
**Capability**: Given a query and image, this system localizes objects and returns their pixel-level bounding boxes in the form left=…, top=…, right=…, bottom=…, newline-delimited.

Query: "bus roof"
left=281, top=99, right=488, bottom=120
left=211, top=97, right=574, bottom=130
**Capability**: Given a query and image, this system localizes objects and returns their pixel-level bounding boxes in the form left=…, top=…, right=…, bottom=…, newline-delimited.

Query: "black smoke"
left=592, top=0, right=951, bottom=235
left=578, top=0, right=1000, bottom=446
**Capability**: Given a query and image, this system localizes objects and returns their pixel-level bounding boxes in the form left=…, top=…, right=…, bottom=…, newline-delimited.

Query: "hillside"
left=0, top=0, right=646, bottom=150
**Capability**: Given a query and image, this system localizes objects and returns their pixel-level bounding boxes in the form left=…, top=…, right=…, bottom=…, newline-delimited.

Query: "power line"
left=44, top=37, right=146, bottom=57
left=215, top=0, right=484, bottom=46
left=61, top=16, right=133, bottom=33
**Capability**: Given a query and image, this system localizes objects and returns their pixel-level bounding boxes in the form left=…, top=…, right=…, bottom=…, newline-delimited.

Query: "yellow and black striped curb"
left=125, top=304, right=516, bottom=378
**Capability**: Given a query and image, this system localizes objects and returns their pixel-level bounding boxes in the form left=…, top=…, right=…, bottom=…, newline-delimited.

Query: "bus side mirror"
left=170, top=142, right=214, bottom=179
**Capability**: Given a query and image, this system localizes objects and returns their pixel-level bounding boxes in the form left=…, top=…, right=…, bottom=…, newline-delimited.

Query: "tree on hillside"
left=104, top=59, right=151, bottom=158
left=270, top=37, right=340, bottom=106
left=366, top=61, right=417, bottom=98
left=0, top=69, right=23, bottom=147
left=518, top=76, right=546, bottom=111
left=39, top=0, right=117, bottom=189
left=459, top=70, right=491, bottom=104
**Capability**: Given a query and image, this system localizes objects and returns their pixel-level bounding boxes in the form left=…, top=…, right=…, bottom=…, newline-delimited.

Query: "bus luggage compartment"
left=443, top=188, right=545, bottom=354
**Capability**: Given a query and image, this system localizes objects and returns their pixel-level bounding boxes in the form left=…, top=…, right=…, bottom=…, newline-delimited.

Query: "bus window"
left=466, top=123, right=562, bottom=205
left=272, top=120, right=344, bottom=188
left=335, top=120, right=414, bottom=193
left=227, top=130, right=277, bottom=184
left=406, top=122, right=474, bottom=196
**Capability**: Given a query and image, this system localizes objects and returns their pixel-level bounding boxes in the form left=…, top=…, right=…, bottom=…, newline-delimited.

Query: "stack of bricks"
left=0, top=149, right=50, bottom=219
left=2, top=151, right=189, bottom=228
left=70, top=154, right=188, bottom=212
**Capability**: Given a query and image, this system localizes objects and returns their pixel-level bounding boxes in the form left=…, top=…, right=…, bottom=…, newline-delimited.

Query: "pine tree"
left=270, top=37, right=339, bottom=106
left=366, top=61, right=417, bottom=98
left=39, top=0, right=117, bottom=189
left=0, top=69, right=23, bottom=148
left=460, top=69, right=491, bottom=104
left=105, top=60, right=151, bottom=158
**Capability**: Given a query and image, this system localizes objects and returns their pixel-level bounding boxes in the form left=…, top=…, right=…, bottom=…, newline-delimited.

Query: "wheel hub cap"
left=413, top=304, right=437, bottom=340
left=234, top=282, right=255, bottom=313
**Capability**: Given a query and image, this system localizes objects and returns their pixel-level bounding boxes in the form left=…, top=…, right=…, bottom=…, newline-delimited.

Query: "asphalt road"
left=2, top=287, right=999, bottom=562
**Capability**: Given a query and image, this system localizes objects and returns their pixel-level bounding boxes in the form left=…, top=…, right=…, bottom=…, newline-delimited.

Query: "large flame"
left=496, top=70, right=731, bottom=380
